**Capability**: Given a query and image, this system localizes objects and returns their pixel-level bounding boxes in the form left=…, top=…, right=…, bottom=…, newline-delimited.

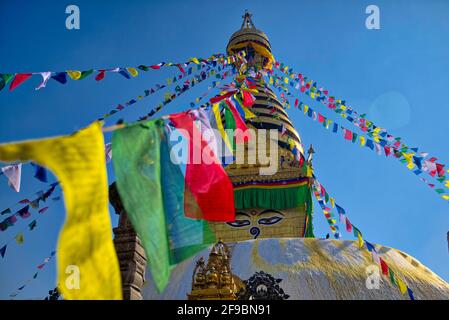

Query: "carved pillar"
left=109, top=182, right=147, bottom=300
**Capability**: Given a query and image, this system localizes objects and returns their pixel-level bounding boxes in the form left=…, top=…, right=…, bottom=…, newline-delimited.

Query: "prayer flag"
left=10, top=73, right=32, bottom=91
left=169, top=112, right=235, bottom=222
left=112, top=120, right=216, bottom=292
left=380, top=258, right=389, bottom=276
left=1, top=164, right=22, bottom=192
left=0, top=122, right=122, bottom=299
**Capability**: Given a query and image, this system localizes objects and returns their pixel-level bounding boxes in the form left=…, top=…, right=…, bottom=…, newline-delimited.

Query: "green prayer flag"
left=224, top=103, right=237, bottom=151
left=0, top=73, right=14, bottom=91
left=112, top=120, right=215, bottom=292
left=389, top=269, right=397, bottom=285
left=78, top=69, right=94, bottom=80
left=138, top=65, right=150, bottom=71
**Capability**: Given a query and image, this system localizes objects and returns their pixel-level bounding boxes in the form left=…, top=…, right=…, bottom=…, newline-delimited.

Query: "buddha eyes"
left=226, top=220, right=251, bottom=228
left=226, top=214, right=284, bottom=228
left=258, top=216, right=283, bottom=225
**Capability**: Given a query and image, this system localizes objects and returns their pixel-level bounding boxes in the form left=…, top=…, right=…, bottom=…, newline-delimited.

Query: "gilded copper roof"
left=226, top=10, right=271, bottom=54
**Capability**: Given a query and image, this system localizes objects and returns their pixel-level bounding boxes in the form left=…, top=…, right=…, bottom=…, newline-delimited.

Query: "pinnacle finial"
left=307, top=144, right=315, bottom=164
left=241, top=10, right=255, bottom=29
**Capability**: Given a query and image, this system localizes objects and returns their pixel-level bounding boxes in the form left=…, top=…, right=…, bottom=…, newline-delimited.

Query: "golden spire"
left=187, top=241, right=244, bottom=300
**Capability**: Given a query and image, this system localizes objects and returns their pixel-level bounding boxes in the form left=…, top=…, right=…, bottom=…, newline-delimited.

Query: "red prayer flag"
left=345, top=217, right=353, bottom=232
left=95, top=70, right=106, bottom=81
left=318, top=114, right=325, bottom=123
left=149, top=63, right=163, bottom=69
left=294, top=99, right=299, bottom=107
left=436, top=163, right=445, bottom=177
left=384, top=146, right=391, bottom=157
left=209, top=91, right=236, bottom=104
left=344, top=129, right=353, bottom=141
left=168, top=112, right=235, bottom=222
left=224, top=99, right=250, bottom=143
left=38, top=207, right=49, bottom=214
left=9, top=73, right=32, bottom=91
left=380, top=258, right=389, bottom=276
left=242, top=90, right=255, bottom=107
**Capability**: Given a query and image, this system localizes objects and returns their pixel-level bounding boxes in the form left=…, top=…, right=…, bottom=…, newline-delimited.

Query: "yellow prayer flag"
left=242, top=106, right=256, bottom=119
left=397, top=278, right=407, bottom=294
left=283, top=77, right=289, bottom=84
left=310, top=92, right=315, bottom=99
left=15, top=233, right=24, bottom=245
left=126, top=67, right=138, bottom=77
left=340, top=105, right=347, bottom=110
left=0, top=122, right=122, bottom=300
left=213, top=103, right=233, bottom=152
left=189, top=57, right=200, bottom=64
left=445, top=180, right=449, bottom=188
left=330, top=198, right=335, bottom=208
left=442, top=195, right=449, bottom=201
left=303, top=105, right=309, bottom=114
left=357, top=232, right=364, bottom=248
left=66, top=70, right=81, bottom=80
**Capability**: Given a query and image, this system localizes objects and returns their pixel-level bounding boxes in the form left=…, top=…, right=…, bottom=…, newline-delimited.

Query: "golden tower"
left=208, top=10, right=314, bottom=242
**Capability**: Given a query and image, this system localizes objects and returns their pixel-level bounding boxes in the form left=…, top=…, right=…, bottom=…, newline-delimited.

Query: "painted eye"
left=226, top=220, right=251, bottom=228
left=258, top=216, right=283, bottom=225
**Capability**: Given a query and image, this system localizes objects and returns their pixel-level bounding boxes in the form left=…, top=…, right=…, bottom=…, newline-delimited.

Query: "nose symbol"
left=249, top=226, right=260, bottom=239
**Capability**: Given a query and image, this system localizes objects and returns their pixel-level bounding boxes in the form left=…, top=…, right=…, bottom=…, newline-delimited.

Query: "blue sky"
left=0, top=0, right=448, bottom=299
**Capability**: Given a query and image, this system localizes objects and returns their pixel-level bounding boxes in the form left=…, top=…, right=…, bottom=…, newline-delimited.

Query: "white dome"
left=142, top=238, right=449, bottom=300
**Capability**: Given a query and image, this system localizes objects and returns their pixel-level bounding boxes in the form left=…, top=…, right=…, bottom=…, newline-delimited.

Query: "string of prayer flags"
left=366, top=240, right=415, bottom=300
left=112, top=119, right=216, bottom=292
left=1, top=164, right=22, bottom=192
left=9, top=251, right=56, bottom=299
left=168, top=111, right=236, bottom=222
left=0, top=53, right=230, bottom=92
left=98, top=63, right=229, bottom=121
left=0, top=183, right=58, bottom=232
left=268, top=78, right=449, bottom=203
left=0, top=193, right=60, bottom=259
left=137, top=68, right=235, bottom=122
left=313, top=175, right=415, bottom=299
left=273, top=65, right=448, bottom=193
left=0, top=122, right=122, bottom=299
left=311, top=181, right=340, bottom=239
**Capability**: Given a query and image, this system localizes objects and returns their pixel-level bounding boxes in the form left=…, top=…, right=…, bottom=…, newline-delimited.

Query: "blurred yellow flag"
left=66, top=70, right=81, bottom=80
left=126, top=67, right=138, bottom=77
left=0, top=122, right=122, bottom=300
left=397, top=278, right=407, bottom=294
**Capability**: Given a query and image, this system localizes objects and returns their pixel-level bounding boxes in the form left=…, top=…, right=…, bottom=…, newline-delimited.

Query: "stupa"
left=110, top=11, right=449, bottom=300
